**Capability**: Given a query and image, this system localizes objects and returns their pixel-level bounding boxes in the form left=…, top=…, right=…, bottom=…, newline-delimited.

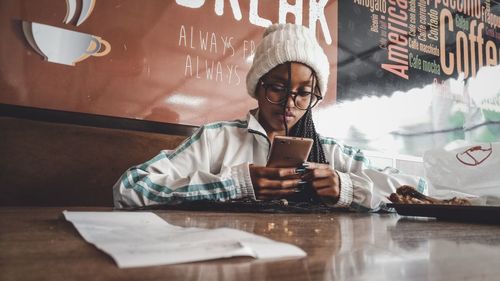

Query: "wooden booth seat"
left=0, top=117, right=189, bottom=206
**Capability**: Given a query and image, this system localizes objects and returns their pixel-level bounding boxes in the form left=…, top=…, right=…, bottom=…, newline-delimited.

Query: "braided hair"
left=289, top=109, right=328, bottom=164
left=283, top=62, right=328, bottom=164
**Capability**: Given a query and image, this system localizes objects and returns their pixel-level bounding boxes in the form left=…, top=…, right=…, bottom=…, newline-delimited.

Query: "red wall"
left=0, top=0, right=339, bottom=126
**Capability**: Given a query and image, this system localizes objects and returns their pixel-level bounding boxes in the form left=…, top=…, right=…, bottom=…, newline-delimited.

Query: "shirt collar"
left=246, top=108, right=268, bottom=136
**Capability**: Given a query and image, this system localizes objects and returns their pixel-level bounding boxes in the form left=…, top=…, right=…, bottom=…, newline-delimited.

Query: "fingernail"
left=297, top=180, right=308, bottom=185
left=293, top=188, right=303, bottom=193
left=295, top=168, right=306, bottom=174
left=301, top=162, right=311, bottom=168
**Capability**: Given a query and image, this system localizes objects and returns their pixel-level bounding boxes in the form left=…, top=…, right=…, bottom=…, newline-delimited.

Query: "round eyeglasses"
left=259, top=80, right=322, bottom=110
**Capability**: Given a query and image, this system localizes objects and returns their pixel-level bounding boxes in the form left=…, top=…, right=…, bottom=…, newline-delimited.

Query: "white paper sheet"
left=63, top=211, right=306, bottom=268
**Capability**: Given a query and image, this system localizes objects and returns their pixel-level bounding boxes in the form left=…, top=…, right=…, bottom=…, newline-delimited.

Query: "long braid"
left=288, top=70, right=328, bottom=164
left=289, top=109, right=328, bottom=164
left=283, top=62, right=291, bottom=136
left=283, top=67, right=328, bottom=203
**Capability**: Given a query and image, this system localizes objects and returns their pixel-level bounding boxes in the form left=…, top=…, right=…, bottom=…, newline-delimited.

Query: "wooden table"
left=1, top=207, right=500, bottom=281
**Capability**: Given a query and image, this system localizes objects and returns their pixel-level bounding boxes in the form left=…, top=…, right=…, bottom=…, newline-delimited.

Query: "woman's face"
left=256, top=62, right=315, bottom=136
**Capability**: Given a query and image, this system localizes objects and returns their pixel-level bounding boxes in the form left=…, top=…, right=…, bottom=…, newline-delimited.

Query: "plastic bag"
left=423, top=141, right=500, bottom=205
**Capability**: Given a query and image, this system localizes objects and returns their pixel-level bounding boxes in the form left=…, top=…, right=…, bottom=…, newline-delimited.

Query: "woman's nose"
left=285, top=93, right=295, bottom=108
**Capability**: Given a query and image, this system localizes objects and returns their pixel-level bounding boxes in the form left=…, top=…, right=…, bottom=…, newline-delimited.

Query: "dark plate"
left=387, top=203, right=500, bottom=224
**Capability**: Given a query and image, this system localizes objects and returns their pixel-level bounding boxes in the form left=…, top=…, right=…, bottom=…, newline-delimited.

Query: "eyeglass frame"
left=259, top=80, right=323, bottom=110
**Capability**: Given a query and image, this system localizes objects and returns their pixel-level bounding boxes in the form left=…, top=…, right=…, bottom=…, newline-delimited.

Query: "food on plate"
left=389, top=185, right=471, bottom=205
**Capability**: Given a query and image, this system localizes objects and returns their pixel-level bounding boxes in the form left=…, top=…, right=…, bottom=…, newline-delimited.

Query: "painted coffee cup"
left=25, top=21, right=110, bottom=66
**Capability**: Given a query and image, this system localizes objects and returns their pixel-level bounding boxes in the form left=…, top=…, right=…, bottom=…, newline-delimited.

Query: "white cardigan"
left=113, top=110, right=425, bottom=210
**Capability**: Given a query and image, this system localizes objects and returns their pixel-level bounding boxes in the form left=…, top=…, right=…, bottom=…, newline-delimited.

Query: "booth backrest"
left=0, top=117, right=188, bottom=206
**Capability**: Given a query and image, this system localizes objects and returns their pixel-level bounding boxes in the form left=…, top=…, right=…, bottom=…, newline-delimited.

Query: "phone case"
left=266, top=136, right=313, bottom=168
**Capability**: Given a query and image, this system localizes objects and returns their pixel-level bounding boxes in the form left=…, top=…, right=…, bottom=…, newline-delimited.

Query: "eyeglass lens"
left=263, top=83, right=318, bottom=110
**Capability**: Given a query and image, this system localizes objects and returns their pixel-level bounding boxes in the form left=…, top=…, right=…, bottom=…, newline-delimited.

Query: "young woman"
left=113, top=24, right=423, bottom=209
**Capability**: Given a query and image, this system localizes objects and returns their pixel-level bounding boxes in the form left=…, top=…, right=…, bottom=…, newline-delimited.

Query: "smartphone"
left=266, top=136, right=313, bottom=168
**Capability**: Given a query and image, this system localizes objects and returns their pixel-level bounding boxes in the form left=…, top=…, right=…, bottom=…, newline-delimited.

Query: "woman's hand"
left=249, top=165, right=305, bottom=200
left=301, top=162, right=341, bottom=203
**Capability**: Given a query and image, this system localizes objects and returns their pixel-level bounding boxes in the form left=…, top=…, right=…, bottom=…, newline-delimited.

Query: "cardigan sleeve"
left=113, top=126, right=256, bottom=208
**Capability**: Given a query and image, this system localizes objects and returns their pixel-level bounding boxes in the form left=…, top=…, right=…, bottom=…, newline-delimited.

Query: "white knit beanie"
left=246, top=23, right=330, bottom=100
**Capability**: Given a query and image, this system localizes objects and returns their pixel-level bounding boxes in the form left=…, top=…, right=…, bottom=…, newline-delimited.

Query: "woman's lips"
left=277, top=112, right=296, bottom=122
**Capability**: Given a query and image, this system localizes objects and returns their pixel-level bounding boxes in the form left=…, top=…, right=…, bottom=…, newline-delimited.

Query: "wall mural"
left=0, top=1, right=335, bottom=130
left=0, top=0, right=499, bottom=157
left=314, top=0, right=500, bottom=156
left=22, top=0, right=110, bottom=66
left=64, top=0, right=96, bottom=26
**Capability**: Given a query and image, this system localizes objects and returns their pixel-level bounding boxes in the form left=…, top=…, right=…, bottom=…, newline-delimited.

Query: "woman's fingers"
left=301, top=168, right=333, bottom=181
left=255, top=178, right=306, bottom=198
left=313, top=179, right=340, bottom=198
left=249, top=165, right=313, bottom=199
left=256, top=178, right=305, bottom=189
left=250, top=162, right=342, bottom=201
left=300, top=163, right=341, bottom=200
left=302, top=162, right=330, bottom=170
left=310, top=177, right=334, bottom=189
left=252, top=166, right=302, bottom=179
